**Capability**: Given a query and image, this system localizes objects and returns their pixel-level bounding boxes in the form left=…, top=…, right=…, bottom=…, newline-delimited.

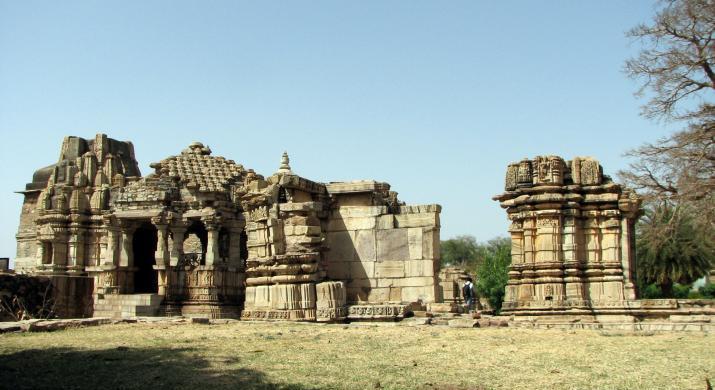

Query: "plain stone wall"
left=323, top=205, right=440, bottom=305
left=14, top=192, right=40, bottom=272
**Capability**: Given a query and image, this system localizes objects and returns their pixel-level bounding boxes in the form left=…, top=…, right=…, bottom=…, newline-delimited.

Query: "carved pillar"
left=204, top=218, right=220, bottom=267
left=227, top=226, right=243, bottom=268
left=562, top=214, right=585, bottom=301
left=169, top=224, right=187, bottom=266
left=52, top=232, right=69, bottom=267
left=522, top=217, right=536, bottom=264
left=103, top=229, right=119, bottom=266
left=68, top=226, right=86, bottom=270
left=535, top=214, right=561, bottom=263
left=621, top=218, right=637, bottom=300
left=152, top=217, right=169, bottom=267
left=36, top=241, right=45, bottom=267
left=119, top=223, right=134, bottom=267
left=508, top=221, right=524, bottom=264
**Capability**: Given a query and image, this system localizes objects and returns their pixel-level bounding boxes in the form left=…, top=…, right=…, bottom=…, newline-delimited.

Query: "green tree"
left=637, top=202, right=713, bottom=297
left=440, top=235, right=480, bottom=271
left=474, top=237, right=511, bottom=313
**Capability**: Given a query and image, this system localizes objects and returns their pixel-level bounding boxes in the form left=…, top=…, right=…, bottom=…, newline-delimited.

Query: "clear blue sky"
left=0, top=1, right=678, bottom=262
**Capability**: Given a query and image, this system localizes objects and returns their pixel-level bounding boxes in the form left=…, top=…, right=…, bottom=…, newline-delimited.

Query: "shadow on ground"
left=0, top=346, right=309, bottom=390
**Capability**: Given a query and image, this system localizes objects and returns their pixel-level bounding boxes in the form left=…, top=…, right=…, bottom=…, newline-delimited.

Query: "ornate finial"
left=278, top=151, right=292, bottom=174
left=182, top=142, right=211, bottom=155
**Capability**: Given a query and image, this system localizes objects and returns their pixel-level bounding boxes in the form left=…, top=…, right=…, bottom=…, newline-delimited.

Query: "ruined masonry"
left=15, top=134, right=441, bottom=320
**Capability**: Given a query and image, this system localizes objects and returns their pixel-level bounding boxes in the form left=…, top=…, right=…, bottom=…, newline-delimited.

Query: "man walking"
left=462, top=277, right=475, bottom=313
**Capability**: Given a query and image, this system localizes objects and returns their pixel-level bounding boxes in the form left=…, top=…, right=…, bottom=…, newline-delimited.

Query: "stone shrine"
left=494, top=156, right=644, bottom=319
left=15, top=134, right=441, bottom=320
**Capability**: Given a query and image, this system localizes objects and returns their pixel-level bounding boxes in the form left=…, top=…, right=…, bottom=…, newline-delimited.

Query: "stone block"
left=325, top=231, right=356, bottom=261
left=448, top=318, right=478, bottom=328
left=326, top=261, right=351, bottom=280
left=253, top=285, right=271, bottom=308
left=401, top=285, right=437, bottom=303
left=326, top=217, right=376, bottom=232
left=354, top=230, right=376, bottom=261
left=367, top=288, right=390, bottom=303
left=408, top=228, right=423, bottom=260
left=409, top=317, right=432, bottom=326
left=349, top=278, right=379, bottom=289
left=333, top=206, right=387, bottom=218
left=406, top=260, right=436, bottom=278
left=350, top=261, right=374, bottom=279
left=376, top=229, right=409, bottom=261
left=376, top=215, right=395, bottom=229
left=394, top=212, right=439, bottom=229
left=422, top=227, right=440, bottom=260
left=375, top=261, right=406, bottom=278
left=428, top=302, right=457, bottom=313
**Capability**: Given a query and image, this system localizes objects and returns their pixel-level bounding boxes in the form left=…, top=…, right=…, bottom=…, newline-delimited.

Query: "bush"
left=700, top=283, right=715, bottom=299
left=0, top=274, right=55, bottom=320
left=474, top=237, right=511, bottom=314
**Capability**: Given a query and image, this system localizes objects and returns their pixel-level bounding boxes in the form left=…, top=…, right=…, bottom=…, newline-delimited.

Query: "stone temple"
left=493, top=156, right=714, bottom=328
left=15, top=134, right=441, bottom=320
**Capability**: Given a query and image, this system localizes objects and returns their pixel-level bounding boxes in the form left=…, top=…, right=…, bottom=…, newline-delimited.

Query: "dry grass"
left=0, top=321, right=712, bottom=389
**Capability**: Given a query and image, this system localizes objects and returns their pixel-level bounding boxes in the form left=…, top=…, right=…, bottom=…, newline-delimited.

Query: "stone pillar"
left=508, top=221, right=524, bottom=264
left=52, top=233, right=69, bottom=267
left=522, top=218, right=536, bottom=264
left=535, top=214, right=561, bottom=263
left=204, top=220, right=220, bottom=266
left=620, top=218, right=637, bottom=300
left=227, top=226, right=244, bottom=269
left=562, top=215, right=585, bottom=301
left=67, top=227, right=85, bottom=269
left=36, top=241, right=46, bottom=267
left=152, top=218, right=169, bottom=267
left=169, top=224, right=187, bottom=266
left=119, top=225, right=134, bottom=267
left=104, top=229, right=119, bottom=266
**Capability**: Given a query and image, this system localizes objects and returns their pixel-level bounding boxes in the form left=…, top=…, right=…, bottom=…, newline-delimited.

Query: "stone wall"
left=324, top=201, right=440, bottom=305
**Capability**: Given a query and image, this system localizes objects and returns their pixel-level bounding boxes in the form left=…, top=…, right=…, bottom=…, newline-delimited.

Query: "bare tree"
left=621, top=0, right=715, bottom=288
left=625, top=0, right=715, bottom=121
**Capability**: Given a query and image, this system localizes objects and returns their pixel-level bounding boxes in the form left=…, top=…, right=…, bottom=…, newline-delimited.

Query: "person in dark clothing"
left=462, top=277, right=475, bottom=313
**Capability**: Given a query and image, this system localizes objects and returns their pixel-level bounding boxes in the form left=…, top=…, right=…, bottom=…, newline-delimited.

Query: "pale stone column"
left=508, top=221, right=524, bottom=264
left=36, top=241, right=46, bottom=266
left=535, top=215, right=561, bottom=263
left=52, top=233, right=69, bottom=267
left=204, top=221, right=220, bottom=266
left=67, top=233, right=78, bottom=267
left=562, top=215, right=585, bottom=301
left=169, top=225, right=187, bottom=266
left=522, top=217, right=536, bottom=264
left=620, top=218, right=637, bottom=300
left=67, top=227, right=85, bottom=268
left=152, top=219, right=169, bottom=267
left=104, top=229, right=120, bottom=266
left=227, top=226, right=244, bottom=268
left=119, top=226, right=134, bottom=267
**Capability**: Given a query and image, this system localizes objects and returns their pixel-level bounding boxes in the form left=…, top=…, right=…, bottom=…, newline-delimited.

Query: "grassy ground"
left=0, top=321, right=712, bottom=390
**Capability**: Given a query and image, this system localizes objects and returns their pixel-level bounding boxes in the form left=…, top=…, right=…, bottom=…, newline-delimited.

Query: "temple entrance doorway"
left=133, top=222, right=158, bottom=293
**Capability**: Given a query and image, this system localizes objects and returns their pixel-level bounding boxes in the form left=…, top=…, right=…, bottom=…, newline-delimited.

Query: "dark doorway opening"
left=133, top=222, right=158, bottom=293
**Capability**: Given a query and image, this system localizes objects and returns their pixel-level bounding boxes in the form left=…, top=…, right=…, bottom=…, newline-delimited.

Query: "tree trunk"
left=660, top=279, right=674, bottom=298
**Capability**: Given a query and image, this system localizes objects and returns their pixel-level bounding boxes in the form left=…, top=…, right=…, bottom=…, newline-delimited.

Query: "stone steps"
left=94, top=294, right=163, bottom=319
